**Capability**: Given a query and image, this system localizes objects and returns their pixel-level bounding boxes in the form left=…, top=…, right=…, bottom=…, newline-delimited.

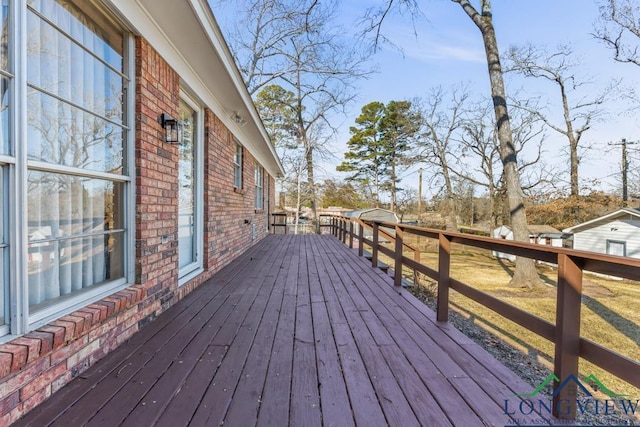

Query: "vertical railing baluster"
left=553, top=253, right=583, bottom=419
left=349, top=220, right=354, bottom=248
left=372, top=222, right=379, bottom=269
left=358, top=221, right=364, bottom=257
left=394, top=226, right=403, bottom=286
left=437, top=233, right=451, bottom=322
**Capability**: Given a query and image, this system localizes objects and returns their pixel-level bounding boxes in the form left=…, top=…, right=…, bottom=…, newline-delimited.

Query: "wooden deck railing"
left=329, top=215, right=640, bottom=420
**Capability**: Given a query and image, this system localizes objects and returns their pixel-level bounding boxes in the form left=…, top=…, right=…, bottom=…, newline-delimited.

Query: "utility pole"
left=417, top=168, right=423, bottom=224
left=609, top=139, right=639, bottom=206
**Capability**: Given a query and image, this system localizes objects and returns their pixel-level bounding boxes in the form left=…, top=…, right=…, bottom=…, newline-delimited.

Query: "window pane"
left=27, top=90, right=124, bottom=173
left=178, top=100, right=196, bottom=270
left=28, top=232, right=124, bottom=311
left=27, top=171, right=125, bottom=311
left=27, top=11, right=124, bottom=122
left=0, top=170, right=5, bottom=326
left=0, top=1, right=8, bottom=73
left=0, top=76, right=8, bottom=155
left=27, top=171, right=124, bottom=241
left=28, top=0, right=123, bottom=69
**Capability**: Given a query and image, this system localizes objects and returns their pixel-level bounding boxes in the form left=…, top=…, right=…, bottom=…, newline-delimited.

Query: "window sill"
left=233, top=187, right=245, bottom=195
left=255, top=210, right=265, bottom=214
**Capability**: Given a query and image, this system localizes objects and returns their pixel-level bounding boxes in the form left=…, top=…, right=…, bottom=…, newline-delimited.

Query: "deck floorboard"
left=15, top=234, right=552, bottom=427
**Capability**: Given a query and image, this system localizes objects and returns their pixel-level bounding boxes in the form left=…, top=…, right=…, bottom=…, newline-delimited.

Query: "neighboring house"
left=563, top=208, right=640, bottom=259
left=0, top=0, right=284, bottom=423
left=492, top=225, right=566, bottom=262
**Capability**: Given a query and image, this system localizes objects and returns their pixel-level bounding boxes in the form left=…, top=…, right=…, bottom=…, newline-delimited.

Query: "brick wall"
left=0, top=37, right=275, bottom=424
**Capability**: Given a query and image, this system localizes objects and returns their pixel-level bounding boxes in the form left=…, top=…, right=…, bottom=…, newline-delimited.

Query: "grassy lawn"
left=375, top=237, right=640, bottom=400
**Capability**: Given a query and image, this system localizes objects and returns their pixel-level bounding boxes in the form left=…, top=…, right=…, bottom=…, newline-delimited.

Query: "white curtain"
left=27, top=1, right=121, bottom=309
left=178, top=100, right=196, bottom=270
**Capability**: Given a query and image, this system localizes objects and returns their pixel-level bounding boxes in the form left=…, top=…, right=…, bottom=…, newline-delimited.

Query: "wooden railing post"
left=349, top=220, right=354, bottom=248
left=394, top=226, right=403, bottom=286
left=553, top=253, right=583, bottom=420
left=372, top=222, right=379, bottom=269
left=437, top=233, right=451, bottom=322
left=341, top=218, right=347, bottom=243
left=358, top=221, right=364, bottom=257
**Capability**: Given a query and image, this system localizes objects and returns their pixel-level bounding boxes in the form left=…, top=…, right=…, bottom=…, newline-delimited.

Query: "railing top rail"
left=329, top=215, right=640, bottom=271
left=353, top=217, right=420, bottom=253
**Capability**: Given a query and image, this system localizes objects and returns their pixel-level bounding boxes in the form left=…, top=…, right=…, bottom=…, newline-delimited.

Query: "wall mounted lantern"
left=231, top=111, right=247, bottom=127
left=159, top=113, right=179, bottom=143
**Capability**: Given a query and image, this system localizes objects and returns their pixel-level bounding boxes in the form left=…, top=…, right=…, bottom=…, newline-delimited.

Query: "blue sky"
left=212, top=0, right=640, bottom=199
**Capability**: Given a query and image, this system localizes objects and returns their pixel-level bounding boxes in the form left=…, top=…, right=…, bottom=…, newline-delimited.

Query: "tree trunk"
left=560, top=82, right=580, bottom=198
left=440, top=146, right=458, bottom=231
left=390, top=159, right=397, bottom=212
left=305, top=143, right=318, bottom=232
left=456, top=0, right=540, bottom=287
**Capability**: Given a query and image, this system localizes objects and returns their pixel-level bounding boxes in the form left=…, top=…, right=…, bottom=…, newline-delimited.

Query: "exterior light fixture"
left=231, top=111, right=247, bottom=127
left=159, top=113, right=179, bottom=143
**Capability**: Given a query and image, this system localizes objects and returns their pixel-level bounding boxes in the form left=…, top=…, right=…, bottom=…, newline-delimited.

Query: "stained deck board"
left=121, top=236, right=293, bottom=426
left=328, top=237, right=552, bottom=426
left=66, top=235, right=287, bottom=426
left=307, top=238, right=356, bottom=427
left=19, top=241, right=269, bottom=427
left=15, top=234, right=550, bottom=427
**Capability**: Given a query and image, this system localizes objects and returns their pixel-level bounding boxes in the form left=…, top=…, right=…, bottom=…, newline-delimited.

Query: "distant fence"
left=328, top=215, right=640, bottom=421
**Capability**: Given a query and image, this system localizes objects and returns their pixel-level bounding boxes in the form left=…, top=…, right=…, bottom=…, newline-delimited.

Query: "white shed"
left=563, top=208, right=640, bottom=259
left=347, top=208, right=399, bottom=240
left=492, top=224, right=566, bottom=262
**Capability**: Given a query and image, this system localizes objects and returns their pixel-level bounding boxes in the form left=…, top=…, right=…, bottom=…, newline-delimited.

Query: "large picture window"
left=0, top=0, right=132, bottom=335
left=0, top=1, right=11, bottom=336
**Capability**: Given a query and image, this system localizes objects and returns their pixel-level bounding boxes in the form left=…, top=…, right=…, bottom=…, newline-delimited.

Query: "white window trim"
left=234, top=141, right=243, bottom=189
left=255, top=164, right=263, bottom=210
left=0, top=3, right=136, bottom=340
left=178, top=90, right=204, bottom=284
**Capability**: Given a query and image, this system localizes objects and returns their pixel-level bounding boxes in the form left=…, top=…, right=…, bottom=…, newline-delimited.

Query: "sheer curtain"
left=26, top=0, right=124, bottom=309
left=178, top=100, right=196, bottom=271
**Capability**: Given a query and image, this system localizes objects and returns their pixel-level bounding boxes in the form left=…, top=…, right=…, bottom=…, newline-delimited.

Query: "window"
left=178, top=95, right=203, bottom=281
left=255, top=164, right=264, bottom=210
left=0, top=1, right=133, bottom=335
left=233, top=142, right=243, bottom=189
left=0, top=0, right=11, bottom=336
left=606, top=240, right=626, bottom=257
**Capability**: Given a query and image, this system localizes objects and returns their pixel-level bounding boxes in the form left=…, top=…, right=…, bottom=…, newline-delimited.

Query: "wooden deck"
left=16, top=235, right=551, bottom=426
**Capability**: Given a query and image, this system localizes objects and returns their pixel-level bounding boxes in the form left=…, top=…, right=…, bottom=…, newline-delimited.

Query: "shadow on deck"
left=16, top=235, right=550, bottom=426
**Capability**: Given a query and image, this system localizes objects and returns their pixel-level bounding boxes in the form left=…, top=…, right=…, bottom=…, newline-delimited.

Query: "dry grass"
left=373, top=238, right=640, bottom=400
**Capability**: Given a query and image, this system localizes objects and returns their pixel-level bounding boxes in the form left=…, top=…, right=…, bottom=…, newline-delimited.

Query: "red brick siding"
left=0, top=37, right=276, bottom=424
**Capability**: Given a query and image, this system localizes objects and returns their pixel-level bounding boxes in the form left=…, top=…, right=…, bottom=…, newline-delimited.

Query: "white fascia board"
left=563, top=208, right=640, bottom=233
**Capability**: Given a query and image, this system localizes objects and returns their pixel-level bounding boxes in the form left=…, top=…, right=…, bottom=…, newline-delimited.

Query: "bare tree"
left=223, top=0, right=368, bottom=228
left=455, top=100, right=548, bottom=227
left=416, top=87, right=468, bottom=231
left=451, top=0, right=540, bottom=287
left=360, top=0, right=540, bottom=286
left=594, top=0, right=640, bottom=67
left=505, top=44, right=609, bottom=197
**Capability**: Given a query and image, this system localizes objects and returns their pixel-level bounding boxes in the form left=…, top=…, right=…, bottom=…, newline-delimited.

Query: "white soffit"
left=106, top=0, right=284, bottom=178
